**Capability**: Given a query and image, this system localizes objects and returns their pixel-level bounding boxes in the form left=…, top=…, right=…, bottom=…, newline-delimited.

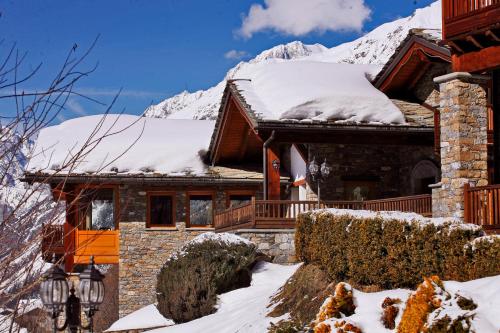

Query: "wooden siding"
left=442, top=0, right=500, bottom=40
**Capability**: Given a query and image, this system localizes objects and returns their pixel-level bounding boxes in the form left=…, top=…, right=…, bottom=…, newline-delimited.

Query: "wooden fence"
left=464, top=183, right=500, bottom=232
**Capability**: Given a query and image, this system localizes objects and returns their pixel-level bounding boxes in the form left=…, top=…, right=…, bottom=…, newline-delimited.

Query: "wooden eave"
left=209, top=82, right=263, bottom=164
left=255, top=121, right=434, bottom=146
left=374, top=35, right=451, bottom=94
left=22, top=172, right=274, bottom=186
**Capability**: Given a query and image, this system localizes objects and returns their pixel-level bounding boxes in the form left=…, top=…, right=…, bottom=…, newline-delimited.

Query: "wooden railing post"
left=251, top=197, right=256, bottom=227
left=463, top=183, right=471, bottom=223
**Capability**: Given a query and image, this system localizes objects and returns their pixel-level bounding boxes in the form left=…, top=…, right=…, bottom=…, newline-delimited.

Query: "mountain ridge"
left=144, top=1, right=442, bottom=120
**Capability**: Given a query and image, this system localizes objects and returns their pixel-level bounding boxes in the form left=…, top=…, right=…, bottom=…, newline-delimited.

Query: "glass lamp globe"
left=79, top=257, right=105, bottom=312
left=40, top=262, right=69, bottom=315
left=308, top=157, right=319, bottom=178
left=320, top=158, right=331, bottom=178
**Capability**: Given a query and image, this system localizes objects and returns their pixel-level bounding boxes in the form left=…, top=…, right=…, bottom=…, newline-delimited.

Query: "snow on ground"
left=318, top=275, right=500, bottom=332
left=145, top=262, right=300, bottom=333
left=443, top=275, right=500, bottom=332
left=233, top=61, right=405, bottom=124
left=27, top=114, right=215, bottom=175
left=105, top=304, right=174, bottom=332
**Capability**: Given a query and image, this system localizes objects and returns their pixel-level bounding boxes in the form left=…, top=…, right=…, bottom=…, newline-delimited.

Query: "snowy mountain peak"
left=145, top=1, right=442, bottom=120
left=253, top=41, right=327, bottom=62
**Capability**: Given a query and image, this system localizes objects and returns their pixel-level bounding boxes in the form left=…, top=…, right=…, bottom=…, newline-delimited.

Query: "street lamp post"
left=40, top=256, right=105, bottom=333
left=308, top=157, right=332, bottom=205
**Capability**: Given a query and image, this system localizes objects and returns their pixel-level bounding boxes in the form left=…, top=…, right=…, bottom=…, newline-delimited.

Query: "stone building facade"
left=117, top=184, right=297, bottom=317
left=306, top=143, right=438, bottom=201
left=432, top=72, right=490, bottom=218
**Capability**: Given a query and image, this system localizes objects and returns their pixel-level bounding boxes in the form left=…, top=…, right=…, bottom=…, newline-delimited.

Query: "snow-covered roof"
left=27, top=114, right=215, bottom=176
left=232, top=61, right=406, bottom=124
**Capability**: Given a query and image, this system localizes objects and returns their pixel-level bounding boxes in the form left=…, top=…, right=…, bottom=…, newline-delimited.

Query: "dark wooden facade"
left=442, top=0, right=500, bottom=73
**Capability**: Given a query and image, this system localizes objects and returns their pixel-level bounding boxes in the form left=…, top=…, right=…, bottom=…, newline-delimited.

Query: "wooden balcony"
left=214, top=195, right=432, bottom=232
left=442, top=0, right=500, bottom=40
left=41, top=225, right=119, bottom=265
left=464, top=183, right=500, bottom=233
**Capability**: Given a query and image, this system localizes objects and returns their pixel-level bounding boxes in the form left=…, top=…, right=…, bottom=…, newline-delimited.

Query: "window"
left=188, top=194, right=213, bottom=227
left=228, top=194, right=252, bottom=208
left=344, top=181, right=378, bottom=201
left=148, top=194, right=175, bottom=227
left=79, top=188, right=116, bottom=230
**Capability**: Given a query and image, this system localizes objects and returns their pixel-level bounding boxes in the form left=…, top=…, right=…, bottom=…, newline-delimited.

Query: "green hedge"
left=295, top=211, right=500, bottom=288
left=156, top=238, right=257, bottom=323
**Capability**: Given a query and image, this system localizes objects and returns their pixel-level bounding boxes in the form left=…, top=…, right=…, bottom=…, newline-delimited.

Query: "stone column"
left=432, top=72, right=490, bottom=219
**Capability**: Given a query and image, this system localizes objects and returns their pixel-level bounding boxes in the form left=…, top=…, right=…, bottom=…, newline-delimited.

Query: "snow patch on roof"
left=233, top=61, right=405, bottom=124
left=27, top=114, right=215, bottom=175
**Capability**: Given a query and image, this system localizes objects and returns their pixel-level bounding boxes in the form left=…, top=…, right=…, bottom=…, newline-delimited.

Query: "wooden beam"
left=452, top=45, right=500, bottom=72
left=485, top=30, right=500, bottom=42
left=466, top=35, right=484, bottom=49
left=448, top=40, right=464, bottom=54
left=238, top=126, right=251, bottom=162
left=267, top=146, right=281, bottom=200
left=408, top=60, right=431, bottom=90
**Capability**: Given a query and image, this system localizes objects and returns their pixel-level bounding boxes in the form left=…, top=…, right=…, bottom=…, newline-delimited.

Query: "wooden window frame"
left=74, top=184, right=120, bottom=231
left=146, top=191, right=176, bottom=228
left=225, top=190, right=255, bottom=208
left=186, top=190, right=215, bottom=228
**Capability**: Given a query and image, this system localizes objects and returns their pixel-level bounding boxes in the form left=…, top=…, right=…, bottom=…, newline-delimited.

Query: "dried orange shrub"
left=313, top=282, right=357, bottom=332
left=333, top=320, right=362, bottom=333
left=314, top=322, right=332, bottom=333
left=381, top=297, right=402, bottom=329
left=314, top=283, right=355, bottom=324
left=397, top=276, right=443, bottom=333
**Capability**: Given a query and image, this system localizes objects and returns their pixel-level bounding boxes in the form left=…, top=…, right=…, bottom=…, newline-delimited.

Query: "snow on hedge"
left=310, top=208, right=482, bottom=231
left=27, top=114, right=215, bottom=175
left=188, top=232, right=253, bottom=246
left=233, top=61, right=405, bottom=124
left=167, top=232, right=253, bottom=262
left=105, top=304, right=174, bottom=332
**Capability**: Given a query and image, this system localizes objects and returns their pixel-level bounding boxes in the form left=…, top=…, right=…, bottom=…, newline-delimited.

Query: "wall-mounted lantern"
left=308, top=157, right=332, bottom=204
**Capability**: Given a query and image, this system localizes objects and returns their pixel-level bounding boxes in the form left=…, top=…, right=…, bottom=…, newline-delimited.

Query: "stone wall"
left=306, top=143, right=437, bottom=201
left=432, top=72, right=490, bottom=219
left=119, top=222, right=206, bottom=317
left=234, top=229, right=296, bottom=264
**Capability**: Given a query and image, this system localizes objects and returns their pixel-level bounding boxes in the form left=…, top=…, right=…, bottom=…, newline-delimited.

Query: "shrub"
left=295, top=210, right=500, bottom=288
left=268, top=264, right=335, bottom=325
left=156, top=233, right=257, bottom=323
left=381, top=297, right=401, bottom=329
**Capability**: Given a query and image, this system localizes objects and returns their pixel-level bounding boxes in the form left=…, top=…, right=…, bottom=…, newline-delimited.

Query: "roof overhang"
left=374, top=35, right=451, bottom=94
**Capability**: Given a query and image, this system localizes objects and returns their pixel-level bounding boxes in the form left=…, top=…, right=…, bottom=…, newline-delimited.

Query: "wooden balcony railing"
left=214, top=195, right=432, bottom=232
left=363, top=194, right=432, bottom=217
left=41, top=224, right=65, bottom=259
left=464, top=183, right=500, bottom=233
left=442, top=0, right=500, bottom=39
left=41, top=225, right=119, bottom=264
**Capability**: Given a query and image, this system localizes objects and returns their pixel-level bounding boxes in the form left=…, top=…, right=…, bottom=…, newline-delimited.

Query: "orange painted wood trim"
left=267, top=146, right=281, bottom=200
left=452, top=46, right=500, bottom=73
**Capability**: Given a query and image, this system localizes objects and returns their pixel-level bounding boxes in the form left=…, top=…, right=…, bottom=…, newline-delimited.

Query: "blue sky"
left=0, top=0, right=435, bottom=122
